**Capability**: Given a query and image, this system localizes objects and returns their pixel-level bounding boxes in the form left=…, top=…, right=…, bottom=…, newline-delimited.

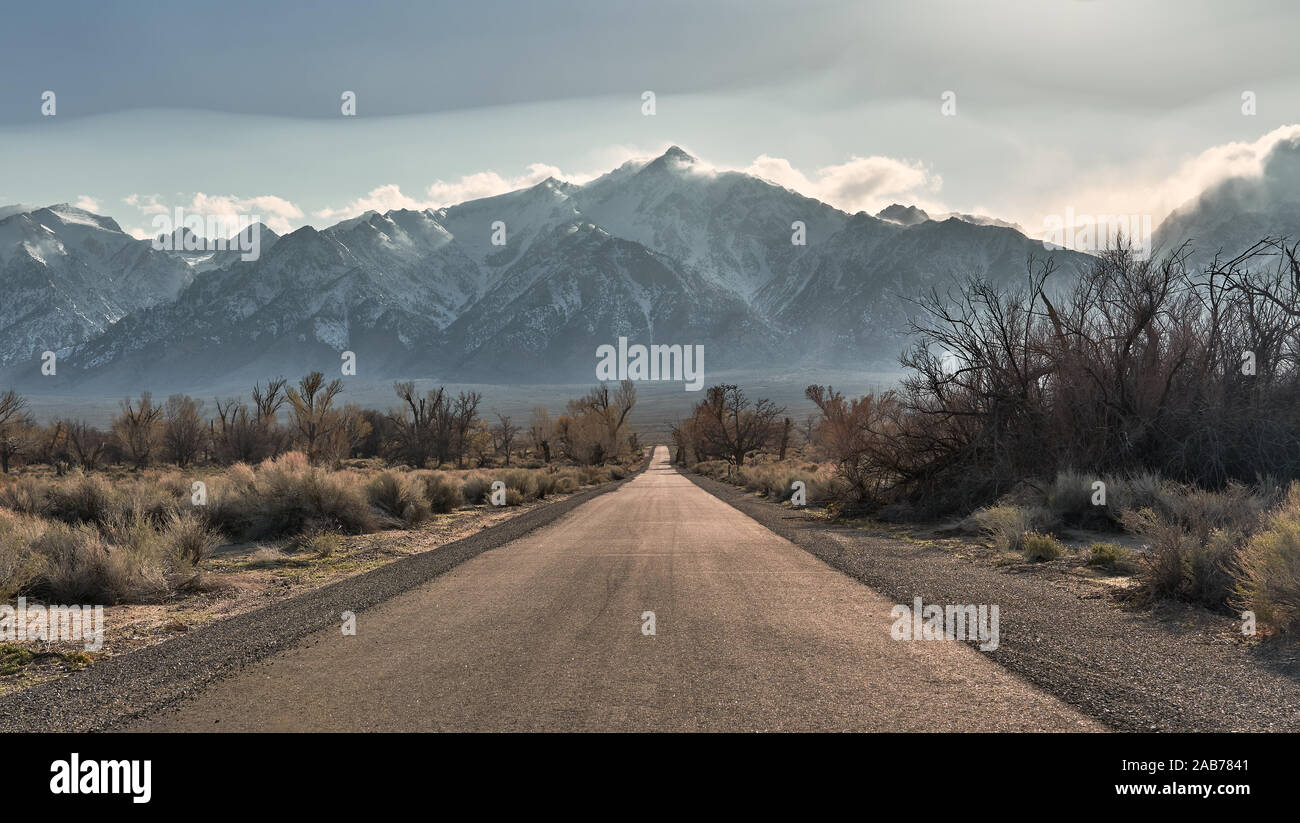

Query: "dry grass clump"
left=417, top=471, right=464, bottom=513
left=366, top=471, right=432, bottom=527
left=1235, top=483, right=1300, bottom=632
left=208, top=452, right=377, bottom=539
left=974, top=505, right=1038, bottom=553
left=1021, top=531, right=1065, bottom=562
left=693, top=459, right=835, bottom=506
left=1122, top=482, right=1271, bottom=610
left=1087, top=541, right=1137, bottom=572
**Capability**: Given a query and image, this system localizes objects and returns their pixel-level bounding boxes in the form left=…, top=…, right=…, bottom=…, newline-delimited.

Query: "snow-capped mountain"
left=160, top=222, right=282, bottom=273
left=572, top=146, right=850, bottom=302
left=0, top=148, right=1099, bottom=391
left=0, top=204, right=192, bottom=367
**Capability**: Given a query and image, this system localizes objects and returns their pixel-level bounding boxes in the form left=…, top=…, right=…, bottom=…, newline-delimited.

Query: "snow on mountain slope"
left=2, top=148, right=1105, bottom=390
left=438, top=220, right=772, bottom=381
left=571, top=146, right=849, bottom=302
left=0, top=205, right=192, bottom=367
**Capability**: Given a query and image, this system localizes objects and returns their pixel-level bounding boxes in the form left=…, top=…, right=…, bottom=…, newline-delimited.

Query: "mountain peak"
left=661, top=145, right=695, bottom=162
left=877, top=204, right=931, bottom=226
left=639, top=145, right=699, bottom=176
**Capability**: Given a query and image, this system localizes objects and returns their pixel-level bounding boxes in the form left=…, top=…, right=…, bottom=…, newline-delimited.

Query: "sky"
left=1, top=0, right=1298, bottom=241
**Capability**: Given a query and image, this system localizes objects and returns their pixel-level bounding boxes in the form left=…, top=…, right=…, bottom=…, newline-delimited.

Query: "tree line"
left=0, top=373, right=642, bottom=473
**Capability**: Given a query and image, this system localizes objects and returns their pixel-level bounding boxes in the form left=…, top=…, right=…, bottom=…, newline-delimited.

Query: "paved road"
left=132, top=446, right=1100, bottom=732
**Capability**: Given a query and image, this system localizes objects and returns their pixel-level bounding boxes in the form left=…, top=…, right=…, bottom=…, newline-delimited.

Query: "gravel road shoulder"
left=682, top=470, right=1300, bottom=732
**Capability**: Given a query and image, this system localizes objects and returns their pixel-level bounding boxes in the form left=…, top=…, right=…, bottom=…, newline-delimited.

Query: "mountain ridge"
left=1, top=147, right=1122, bottom=392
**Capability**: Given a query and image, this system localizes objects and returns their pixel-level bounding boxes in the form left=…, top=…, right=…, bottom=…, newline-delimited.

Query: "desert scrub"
left=1021, top=531, right=1064, bottom=561
left=461, top=473, right=493, bottom=505
left=974, top=505, right=1035, bottom=552
left=209, top=452, right=377, bottom=539
left=0, top=476, right=51, bottom=517
left=0, top=509, right=45, bottom=599
left=291, top=528, right=345, bottom=558
left=1122, top=482, right=1270, bottom=610
left=45, top=474, right=116, bottom=526
left=499, top=468, right=537, bottom=500
left=366, top=471, right=431, bottom=527
left=1087, top=541, right=1135, bottom=572
left=0, top=643, right=35, bottom=676
left=1235, top=483, right=1300, bottom=632
left=162, top=511, right=219, bottom=567
left=32, top=520, right=167, bottom=604
left=418, top=471, right=463, bottom=513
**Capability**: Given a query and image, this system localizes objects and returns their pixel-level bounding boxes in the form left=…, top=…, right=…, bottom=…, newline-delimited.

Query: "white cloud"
left=122, top=191, right=305, bottom=235
left=743, top=154, right=944, bottom=215
left=1023, top=124, right=1300, bottom=243
left=73, top=195, right=100, bottom=212
left=314, top=163, right=602, bottom=222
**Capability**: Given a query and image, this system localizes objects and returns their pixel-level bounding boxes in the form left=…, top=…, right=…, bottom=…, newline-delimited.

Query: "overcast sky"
left=1, top=0, right=1297, bottom=239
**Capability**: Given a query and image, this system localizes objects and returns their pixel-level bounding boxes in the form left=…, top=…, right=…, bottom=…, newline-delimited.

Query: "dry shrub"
left=533, top=472, right=557, bottom=499
left=552, top=470, right=579, bottom=494
left=1088, top=541, right=1136, bottom=572
left=46, top=474, right=115, bottom=526
left=499, top=469, right=537, bottom=500
left=974, top=505, right=1035, bottom=552
left=1022, top=531, right=1064, bottom=561
left=1122, top=483, right=1269, bottom=609
left=227, top=462, right=256, bottom=490
left=0, top=509, right=45, bottom=599
left=33, top=521, right=165, bottom=604
left=162, top=511, right=219, bottom=567
left=461, top=473, right=492, bottom=505
left=212, top=451, right=377, bottom=538
left=419, top=471, right=463, bottom=513
left=291, top=528, right=344, bottom=558
left=0, top=476, right=51, bottom=516
left=367, top=471, right=431, bottom=527
left=1235, top=484, right=1300, bottom=632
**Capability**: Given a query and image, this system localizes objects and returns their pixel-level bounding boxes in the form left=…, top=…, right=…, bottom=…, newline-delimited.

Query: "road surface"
left=131, top=446, right=1100, bottom=732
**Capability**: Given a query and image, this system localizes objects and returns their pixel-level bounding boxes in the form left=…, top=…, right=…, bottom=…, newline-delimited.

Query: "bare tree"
left=0, top=389, right=33, bottom=473
left=693, top=384, right=784, bottom=467
left=451, top=391, right=482, bottom=468
left=388, top=382, right=452, bottom=467
left=113, top=393, right=163, bottom=469
left=163, top=394, right=206, bottom=467
left=528, top=406, right=556, bottom=463
left=285, top=371, right=344, bottom=464
left=492, top=413, right=519, bottom=466
left=66, top=420, right=109, bottom=470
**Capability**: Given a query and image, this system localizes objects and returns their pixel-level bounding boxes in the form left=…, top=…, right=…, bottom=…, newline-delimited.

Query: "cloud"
left=73, top=195, right=100, bottom=212
left=122, top=192, right=304, bottom=235
left=743, top=154, right=944, bottom=215
left=1025, top=124, right=1300, bottom=243
left=315, top=163, right=601, bottom=222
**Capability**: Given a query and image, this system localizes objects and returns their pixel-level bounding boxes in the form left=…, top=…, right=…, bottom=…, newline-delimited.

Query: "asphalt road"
left=131, top=446, right=1100, bottom=732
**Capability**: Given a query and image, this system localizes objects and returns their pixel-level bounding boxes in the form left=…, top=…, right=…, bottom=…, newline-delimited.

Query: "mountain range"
left=2, top=142, right=1294, bottom=393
